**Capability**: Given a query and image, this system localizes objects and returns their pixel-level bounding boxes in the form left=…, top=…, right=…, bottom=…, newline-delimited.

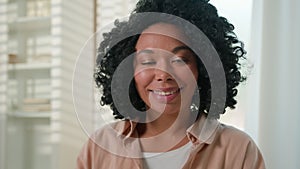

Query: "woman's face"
left=134, top=23, right=198, bottom=114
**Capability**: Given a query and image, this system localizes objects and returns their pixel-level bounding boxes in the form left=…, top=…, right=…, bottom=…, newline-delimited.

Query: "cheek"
left=188, top=63, right=199, bottom=84
left=176, top=66, right=198, bottom=84
left=191, top=67, right=199, bottom=83
left=134, top=70, right=153, bottom=89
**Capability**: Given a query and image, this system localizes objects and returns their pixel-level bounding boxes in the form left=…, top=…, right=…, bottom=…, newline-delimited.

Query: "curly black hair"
left=94, top=0, right=246, bottom=120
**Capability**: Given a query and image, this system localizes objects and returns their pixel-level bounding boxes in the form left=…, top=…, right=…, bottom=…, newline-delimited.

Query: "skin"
left=133, top=23, right=199, bottom=151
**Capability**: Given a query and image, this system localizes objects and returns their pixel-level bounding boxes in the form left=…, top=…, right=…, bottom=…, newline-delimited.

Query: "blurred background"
left=0, top=0, right=299, bottom=168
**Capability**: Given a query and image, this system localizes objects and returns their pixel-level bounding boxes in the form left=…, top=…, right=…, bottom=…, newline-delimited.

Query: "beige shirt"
left=77, top=115, right=265, bottom=169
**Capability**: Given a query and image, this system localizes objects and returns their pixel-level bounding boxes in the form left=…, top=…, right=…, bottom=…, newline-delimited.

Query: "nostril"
left=155, top=70, right=174, bottom=82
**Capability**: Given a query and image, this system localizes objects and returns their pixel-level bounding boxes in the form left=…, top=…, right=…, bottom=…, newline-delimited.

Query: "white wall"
left=211, top=2, right=300, bottom=168
left=257, top=0, right=300, bottom=168
left=0, top=0, right=8, bottom=168
left=211, top=0, right=254, bottom=132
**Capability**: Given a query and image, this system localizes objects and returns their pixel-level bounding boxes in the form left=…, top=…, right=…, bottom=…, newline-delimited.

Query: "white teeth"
left=153, top=89, right=179, bottom=96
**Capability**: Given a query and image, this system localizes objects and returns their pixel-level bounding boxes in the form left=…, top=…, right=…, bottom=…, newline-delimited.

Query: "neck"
left=137, top=108, right=194, bottom=138
left=137, top=109, right=195, bottom=152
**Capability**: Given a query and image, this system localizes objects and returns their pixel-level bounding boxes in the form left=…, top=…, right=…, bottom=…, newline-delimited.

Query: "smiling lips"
left=152, top=88, right=180, bottom=96
left=150, top=88, right=182, bottom=102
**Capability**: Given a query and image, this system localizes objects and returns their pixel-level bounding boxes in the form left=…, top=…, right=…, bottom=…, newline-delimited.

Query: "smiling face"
left=134, top=23, right=199, bottom=115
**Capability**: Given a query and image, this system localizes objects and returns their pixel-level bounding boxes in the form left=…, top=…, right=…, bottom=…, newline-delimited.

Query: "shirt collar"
left=186, top=114, right=220, bottom=145
left=117, top=114, right=220, bottom=145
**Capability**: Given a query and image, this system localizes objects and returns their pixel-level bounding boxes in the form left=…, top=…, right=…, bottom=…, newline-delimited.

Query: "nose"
left=154, top=53, right=174, bottom=82
left=154, top=68, right=174, bottom=82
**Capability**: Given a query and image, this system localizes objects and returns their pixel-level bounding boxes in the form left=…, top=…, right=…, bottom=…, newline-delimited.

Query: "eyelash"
left=171, top=57, right=188, bottom=64
left=141, top=60, right=156, bottom=65
left=140, top=58, right=189, bottom=66
left=141, top=62, right=155, bottom=65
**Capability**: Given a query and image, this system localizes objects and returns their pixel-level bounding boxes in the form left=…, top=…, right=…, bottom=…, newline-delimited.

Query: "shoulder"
left=216, top=124, right=262, bottom=159
left=77, top=120, right=141, bottom=169
left=218, top=123, right=253, bottom=144
left=78, top=120, right=128, bottom=154
left=214, top=123, right=260, bottom=156
left=77, top=121, right=129, bottom=163
left=84, top=120, right=140, bottom=155
left=210, top=123, right=266, bottom=168
left=85, top=119, right=135, bottom=143
left=86, top=120, right=131, bottom=150
left=215, top=123, right=265, bottom=168
left=92, top=120, right=128, bottom=137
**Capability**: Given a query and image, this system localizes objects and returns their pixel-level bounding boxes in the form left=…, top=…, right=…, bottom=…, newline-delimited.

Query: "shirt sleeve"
left=76, top=139, right=93, bottom=169
left=242, top=139, right=266, bottom=169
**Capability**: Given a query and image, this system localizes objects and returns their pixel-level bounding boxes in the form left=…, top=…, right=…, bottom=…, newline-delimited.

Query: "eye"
left=171, top=56, right=188, bottom=65
left=135, top=52, right=156, bottom=66
left=141, top=60, right=156, bottom=65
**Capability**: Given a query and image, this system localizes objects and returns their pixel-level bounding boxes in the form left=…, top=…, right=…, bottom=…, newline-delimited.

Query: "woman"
left=77, top=0, right=265, bottom=168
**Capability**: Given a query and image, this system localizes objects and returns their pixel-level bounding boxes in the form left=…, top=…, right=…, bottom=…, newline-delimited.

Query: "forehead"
left=135, top=23, right=189, bottom=50
left=141, top=23, right=186, bottom=39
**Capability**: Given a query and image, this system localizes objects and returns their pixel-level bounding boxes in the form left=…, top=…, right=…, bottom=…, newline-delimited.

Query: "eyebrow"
left=172, top=46, right=193, bottom=53
left=136, top=49, right=154, bottom=55
left=136, top=46, right=193, bottom=56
